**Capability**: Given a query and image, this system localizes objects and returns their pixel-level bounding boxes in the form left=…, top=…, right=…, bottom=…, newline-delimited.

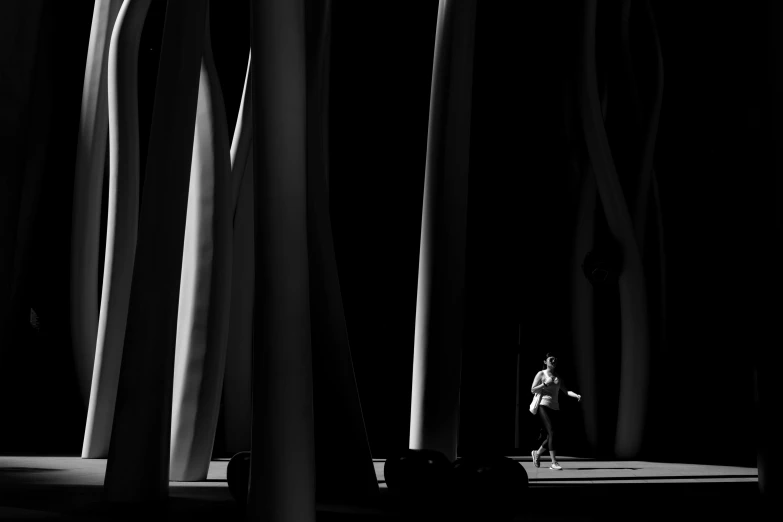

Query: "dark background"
left=0, top=1, right=771, bottom=469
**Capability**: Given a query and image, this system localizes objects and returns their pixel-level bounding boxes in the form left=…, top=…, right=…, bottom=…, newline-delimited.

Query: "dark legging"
left=537, top=405, right=559, bottom=453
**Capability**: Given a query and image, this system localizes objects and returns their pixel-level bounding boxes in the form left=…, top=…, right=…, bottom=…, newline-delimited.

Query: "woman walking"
left=531, top=353, right=581, bottom=470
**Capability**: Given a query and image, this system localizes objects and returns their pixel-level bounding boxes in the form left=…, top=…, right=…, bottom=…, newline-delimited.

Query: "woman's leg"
left=536, top=407, right=554, bottom=459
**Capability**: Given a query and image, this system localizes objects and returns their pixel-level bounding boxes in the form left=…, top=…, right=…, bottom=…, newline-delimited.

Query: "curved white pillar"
left=82, top=0, right=149, bottom=459
left=568, top=71, right=609, bottom=454
left=169, top=9, right=234, bottom=481
left=222, top=55, right=254, bottom=455
left=579, top=0, right=650, bottom=459
left=305, top=1, right=378, bottom=501
left=409, top=0, right=477, bottom=462
left=222, top=155, right=254, bottom=455
left=103, top=0, right=208, bottom=503
left=247, top=0, right=315, bottom=519
left=70, top=0, right=123, bottom=408
left=571, top=166, right=599, bottom=450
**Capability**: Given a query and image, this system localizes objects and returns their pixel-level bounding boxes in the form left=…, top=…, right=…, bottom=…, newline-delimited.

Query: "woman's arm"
left=560, top=382, right=582, bottom=402
left=530, top=371, right=547, bottom=394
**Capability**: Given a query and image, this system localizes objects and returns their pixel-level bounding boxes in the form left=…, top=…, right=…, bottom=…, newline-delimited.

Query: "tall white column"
left=70, top=0, right=123, bottom=408
left=222, top=55, right=254, bottom=454
left=409, top=0, right=477, bottom=462
left=81, top=0, right=149, bottom=459
left=571, top=166, right=599, bottom=450
left=103, top=0, right=207, bottom=503
left=305, top=0, right=378, bottom=502
left=579, top=0, right=650, bottom=458
left=567, top=67, right=608, bottom=454
left=247, top=1, right=315, bottom=520
left=169, top=8, right=234, bottom=481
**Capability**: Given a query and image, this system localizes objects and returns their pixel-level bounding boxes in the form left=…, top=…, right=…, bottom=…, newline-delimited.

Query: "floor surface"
left=0, top=455, right=763, bottom=521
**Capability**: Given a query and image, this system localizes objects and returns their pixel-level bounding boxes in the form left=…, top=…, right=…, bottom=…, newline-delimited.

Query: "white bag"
left=529, top=393, right=541, bottom=415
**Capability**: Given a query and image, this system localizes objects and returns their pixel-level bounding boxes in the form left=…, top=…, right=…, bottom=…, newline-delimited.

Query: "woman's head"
left=542, top=353, right=558, bottom=371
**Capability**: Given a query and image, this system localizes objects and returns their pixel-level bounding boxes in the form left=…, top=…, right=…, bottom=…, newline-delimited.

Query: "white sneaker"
left=531, top=451, right=540, bottom=468
left=549, top=462, right=562, bottom=470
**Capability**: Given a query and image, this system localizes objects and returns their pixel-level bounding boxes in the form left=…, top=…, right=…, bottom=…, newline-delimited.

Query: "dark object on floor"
left=450, top=455, right=529, bottom=519
left=384, top=448, right=451, bottom=498
left=227, top=451, right=251, bottom=505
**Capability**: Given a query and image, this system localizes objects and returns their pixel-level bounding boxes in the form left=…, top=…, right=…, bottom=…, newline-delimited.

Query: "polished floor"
left=0, top=455, right=762, bottom=520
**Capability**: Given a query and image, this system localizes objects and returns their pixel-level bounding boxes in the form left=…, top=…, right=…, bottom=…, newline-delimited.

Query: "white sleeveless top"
left=539, top=373, right=560, bottom=411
